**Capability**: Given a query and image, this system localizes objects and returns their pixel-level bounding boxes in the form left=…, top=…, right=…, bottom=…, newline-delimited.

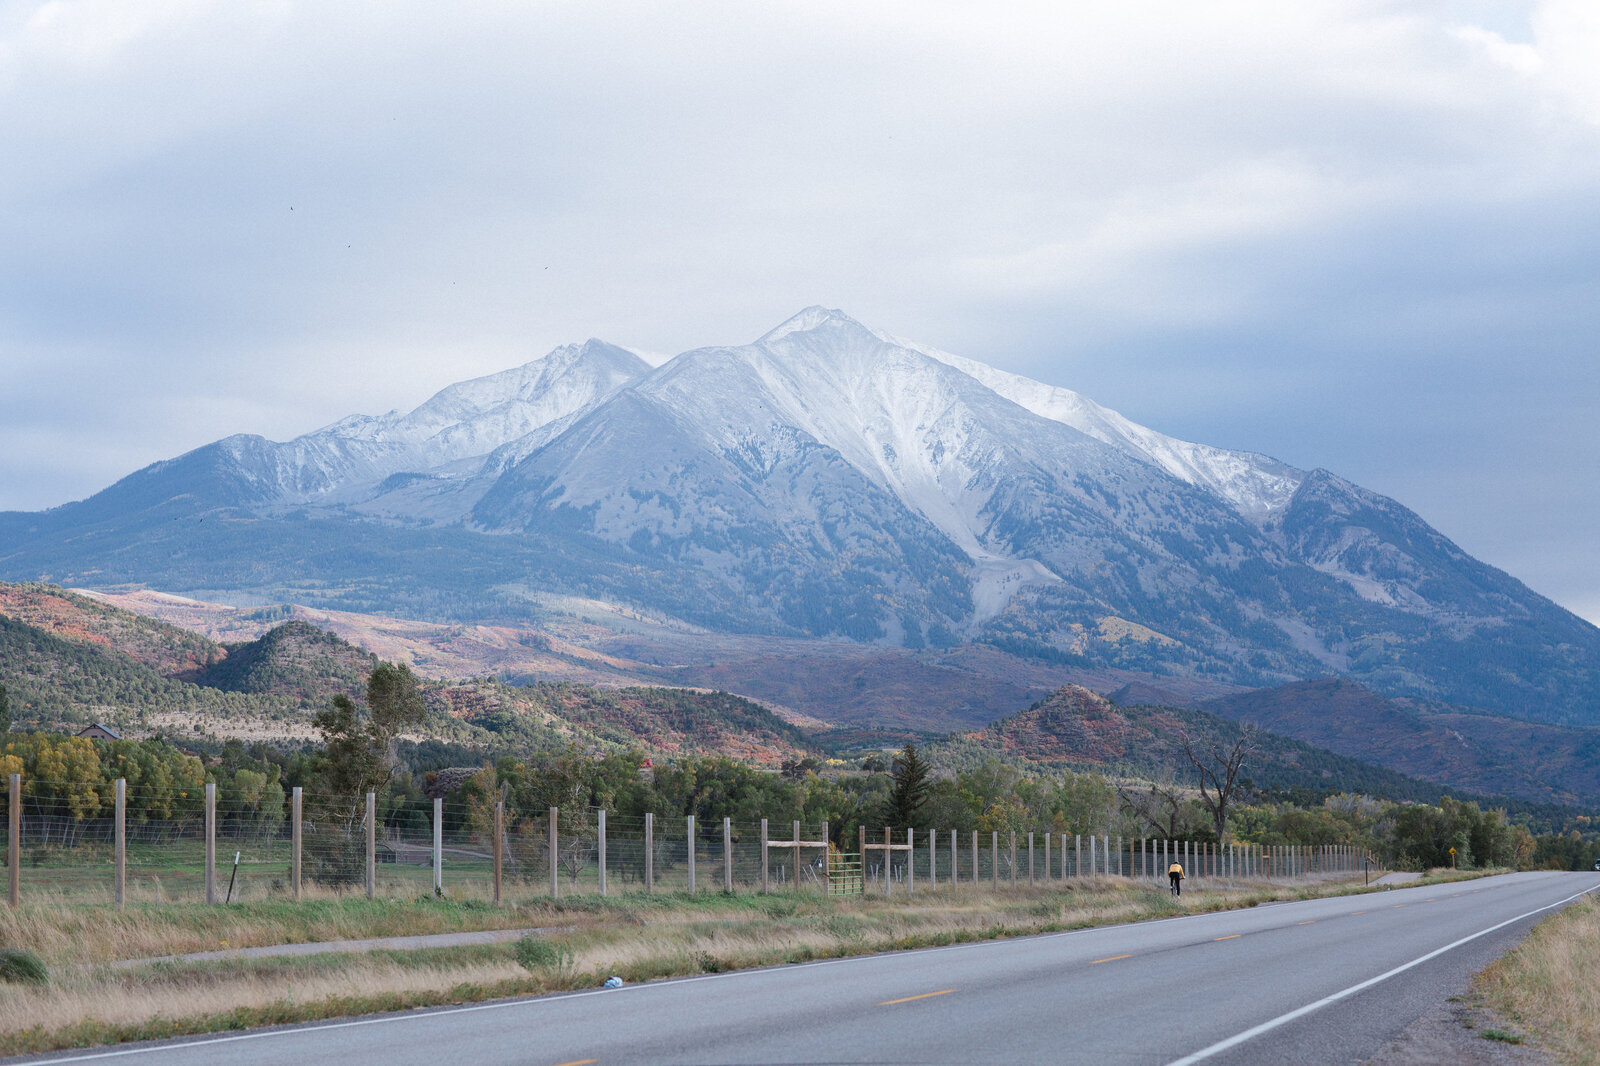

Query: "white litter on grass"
left=604, top=976, right=624, bottom=988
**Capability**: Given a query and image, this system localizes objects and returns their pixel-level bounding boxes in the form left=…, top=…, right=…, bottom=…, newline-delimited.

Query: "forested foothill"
left=1, top=580, right=1598, bottom=872
left=0, top=667, right=1594, bottom=873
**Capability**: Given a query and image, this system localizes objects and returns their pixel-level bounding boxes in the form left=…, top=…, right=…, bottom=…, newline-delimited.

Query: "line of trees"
left=0, top=660, right=1570, bottom=873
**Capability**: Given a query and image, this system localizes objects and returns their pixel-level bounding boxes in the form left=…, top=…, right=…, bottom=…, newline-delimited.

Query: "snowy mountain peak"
left=755, top=309, right=1303, bottom=518
left=757, top=305, right=871, bottom=345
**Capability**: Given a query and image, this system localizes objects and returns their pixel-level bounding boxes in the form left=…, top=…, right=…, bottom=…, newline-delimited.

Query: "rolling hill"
left=0, top=583, right=811, bottom=765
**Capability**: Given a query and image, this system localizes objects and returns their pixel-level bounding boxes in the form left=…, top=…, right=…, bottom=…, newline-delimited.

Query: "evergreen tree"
left=0, top=683, right=8, bottom=733
left=313, top=662, right=427, bottom=819
left=885, top=743, right=932, bottom=829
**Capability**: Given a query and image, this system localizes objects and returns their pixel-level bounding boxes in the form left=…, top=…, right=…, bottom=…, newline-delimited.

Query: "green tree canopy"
left=313, top=661, right=427, bottom=817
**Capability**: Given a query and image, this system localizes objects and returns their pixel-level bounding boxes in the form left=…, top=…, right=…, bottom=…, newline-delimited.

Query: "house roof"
left=75, top=723, right=122, bottom=740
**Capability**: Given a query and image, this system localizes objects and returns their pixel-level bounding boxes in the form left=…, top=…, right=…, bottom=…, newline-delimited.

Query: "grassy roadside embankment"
left=0, top=870, right=1488, bottom=1056
left=1476, top=893, right=1600, bottom=1064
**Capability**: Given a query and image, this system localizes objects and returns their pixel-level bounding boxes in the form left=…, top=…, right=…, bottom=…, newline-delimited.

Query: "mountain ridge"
left=4, top=308, right=1597, bottom=725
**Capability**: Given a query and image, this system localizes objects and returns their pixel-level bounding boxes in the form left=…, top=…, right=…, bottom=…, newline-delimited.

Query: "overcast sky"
left=2, top=1, right=1597, bottom=623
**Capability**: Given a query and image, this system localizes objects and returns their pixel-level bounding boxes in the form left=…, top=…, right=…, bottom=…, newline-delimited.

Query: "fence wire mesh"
left=0, top=775, right=1369, bottom=905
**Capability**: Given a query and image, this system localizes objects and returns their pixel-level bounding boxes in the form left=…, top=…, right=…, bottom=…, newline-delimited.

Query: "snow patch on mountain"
left=875, top=325, right=1304, bottom=518
left=971, top=555, right=1060, bottom=623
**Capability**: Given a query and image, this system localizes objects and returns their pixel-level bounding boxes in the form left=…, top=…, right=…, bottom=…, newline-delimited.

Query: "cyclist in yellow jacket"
left=1168, top=861, right=1184, bottom=896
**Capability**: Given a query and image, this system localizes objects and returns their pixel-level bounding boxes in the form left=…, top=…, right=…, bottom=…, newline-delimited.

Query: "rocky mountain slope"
left=3, top=309, right=1596, bottom=725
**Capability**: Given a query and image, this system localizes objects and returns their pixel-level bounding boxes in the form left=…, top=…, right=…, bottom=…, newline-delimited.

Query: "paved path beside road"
left=111, top=926, right=566, bottom=969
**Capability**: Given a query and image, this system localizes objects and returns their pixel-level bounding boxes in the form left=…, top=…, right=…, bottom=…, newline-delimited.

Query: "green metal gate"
left=828, top=855, right=863, bottom=897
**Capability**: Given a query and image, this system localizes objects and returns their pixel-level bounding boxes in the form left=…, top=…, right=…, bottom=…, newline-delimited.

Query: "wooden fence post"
left=971, top=830, right=978, bottom=886
left=291, top=787, right=303, bottom=901
left=548, top=806, right=558, bottom=900
left=1009, top=831, right=1017, bottom=889
left=760, top=818, right=769, bottom=893
left=822, top=820, right=830, bottom=888
left=114, top=778, right=126, bottom=910
left=492, top=799, right=504, bottom=905
left=723, top=816, right=732, bottom=893
left=883, top=827, right=892, bottom=897
left=598, top=809, right=608, bottom=897
left=687, top=815, right=696, bottom=893
left=906, top=827, right=915, bottom=895
left=859, top=825, right=867, bottom=892
left=794, top=821, right=803, bottom=893
left=1075, top=834, right=1081, bottom=879
left=950, top=830, right=958, bottom=889
left=1027, top=832, right=1034, bottom=886
left=204, top=782, right=216, bottom=905
left=929, top=827, right=937, bottom=889
left=366, top=791, right=377, bottom=900
left=1043, top=832, right=1051, bottom=882
left=7, top=773, right=18, bottom=908
left=645, top=812, right=654, bottom=893
left=991, top=831, right=999, bottom=891
left=431, top=795, right=441, bottom=897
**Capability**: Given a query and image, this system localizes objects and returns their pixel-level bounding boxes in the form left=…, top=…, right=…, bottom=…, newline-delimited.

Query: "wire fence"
left=0, top=774, right=1378, bottom=907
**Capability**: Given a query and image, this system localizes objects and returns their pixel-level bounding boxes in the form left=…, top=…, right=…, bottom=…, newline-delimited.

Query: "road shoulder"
left=1364, top=993, right=1554, bottom=1066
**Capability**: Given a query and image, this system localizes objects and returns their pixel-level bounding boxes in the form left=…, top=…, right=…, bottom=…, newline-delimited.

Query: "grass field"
left=0, top=869, right=1488, bottom=1056
left=1476, top=893, right=1600, bottom=1064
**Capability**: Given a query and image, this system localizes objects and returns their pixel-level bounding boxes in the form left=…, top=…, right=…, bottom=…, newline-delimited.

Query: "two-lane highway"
left=19, top=872, right=1598, bottom=1066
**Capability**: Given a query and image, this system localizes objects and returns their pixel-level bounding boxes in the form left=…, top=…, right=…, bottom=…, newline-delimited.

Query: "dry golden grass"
left=0, top=892, right=581, bottom=968
left=0, top=872, right=1467, bottom=1055
left=0, top=955, right=530, bottom=1039
left=1477, top=895, right=1600, bottom=1065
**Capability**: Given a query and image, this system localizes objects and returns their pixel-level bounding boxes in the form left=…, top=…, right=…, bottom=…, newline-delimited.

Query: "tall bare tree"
left=1117, top=766, right=1191, bottom=839
left=1182, top=729, right=1257, bottom=844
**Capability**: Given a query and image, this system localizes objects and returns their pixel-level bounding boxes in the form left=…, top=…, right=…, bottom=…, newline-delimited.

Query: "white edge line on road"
left=14, top=871, right=1552, bottom=1066
left=1162, top=880, right=1600, bottom=1066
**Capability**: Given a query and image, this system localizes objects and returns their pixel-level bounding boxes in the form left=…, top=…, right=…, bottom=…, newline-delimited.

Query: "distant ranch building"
left=75, top=723, right=122, bottom=740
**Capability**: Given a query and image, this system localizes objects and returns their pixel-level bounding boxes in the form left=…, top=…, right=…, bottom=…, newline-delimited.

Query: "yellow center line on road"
left=879, top=989, right=956, bottom=1006
left=1089, top=954, right=1133, bottom=965
left=1297, top=920, right=1316, bottom=926
left=1350, top=911, right=1366, bottom=916
left=553, top=1060, right=598, bottom=1066
left=1213, top=935, right=1241, bottom=941
left=1392, top=904, right=1406, bottom=908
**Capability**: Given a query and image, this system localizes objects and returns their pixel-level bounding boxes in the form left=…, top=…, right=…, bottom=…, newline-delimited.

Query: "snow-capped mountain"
left=218, top=338, right=650, bottom=507
left=4, top=308, right=1597, bottom=725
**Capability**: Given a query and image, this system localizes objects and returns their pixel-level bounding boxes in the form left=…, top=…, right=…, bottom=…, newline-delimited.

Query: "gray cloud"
left=2, top=0, right=1596, bottom=622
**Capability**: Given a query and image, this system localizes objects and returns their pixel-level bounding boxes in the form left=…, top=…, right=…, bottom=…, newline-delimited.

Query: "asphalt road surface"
left=19, top=872, right=1598, bottom=1066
